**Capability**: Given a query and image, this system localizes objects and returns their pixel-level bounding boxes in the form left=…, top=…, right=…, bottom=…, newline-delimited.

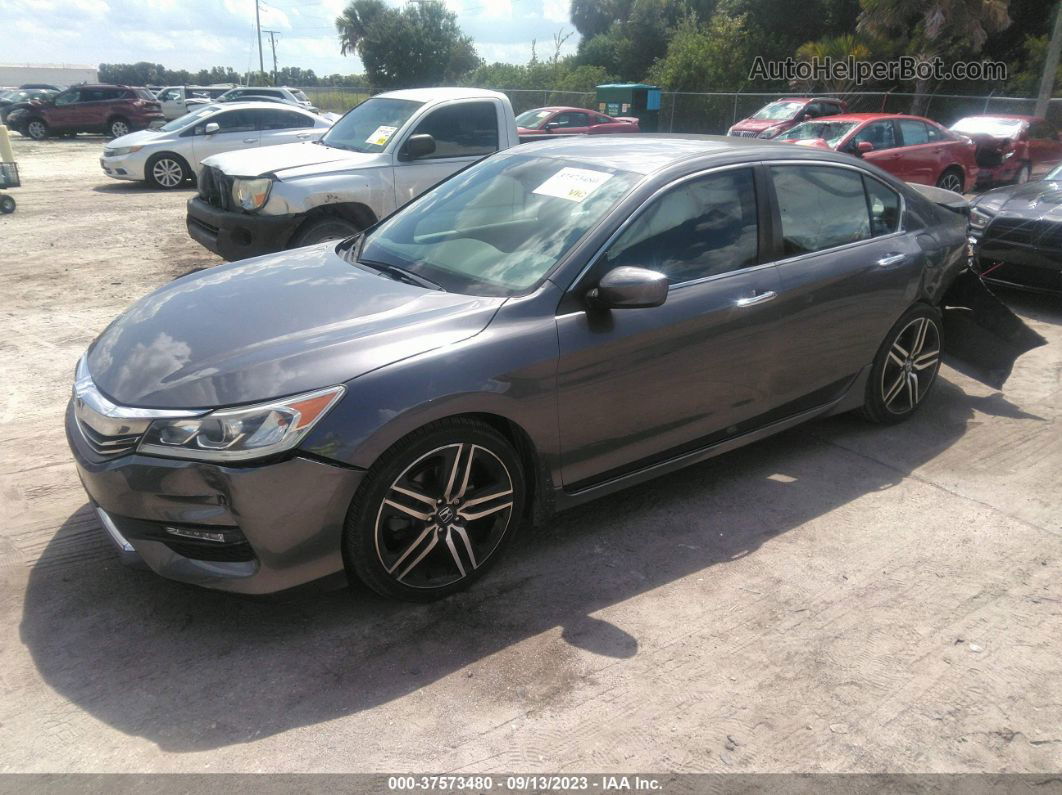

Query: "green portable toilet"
left=595, top=83, right=661, bottom=132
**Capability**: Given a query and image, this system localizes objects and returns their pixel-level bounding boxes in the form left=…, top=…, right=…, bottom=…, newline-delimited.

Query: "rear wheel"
left=25, top=118, right=48, bottom=140
left=0, top=195, right=15, bottom=214
left=861, top=305, right=942, bottom=424
left=146, top=153, right=189, bottom=189
left=344, top=418, right=526, bottom=601
left=108, top=117, right=130, bottom=139
left=290, top=215, right=360, bottom=247
left=936, top=168, right=964, bottom=194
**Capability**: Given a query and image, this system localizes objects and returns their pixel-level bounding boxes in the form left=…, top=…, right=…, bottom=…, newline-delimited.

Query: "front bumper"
left=100, top=153, right=147, bottom=181
left=186, top=196, right=301, bottom=261
left=66, top=400, right=364, bottom=594
left=970, top=229, right=1062, bottom=293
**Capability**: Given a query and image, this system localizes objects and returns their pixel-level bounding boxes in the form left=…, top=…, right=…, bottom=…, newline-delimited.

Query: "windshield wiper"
left=359, top=259, right=446, bottom=292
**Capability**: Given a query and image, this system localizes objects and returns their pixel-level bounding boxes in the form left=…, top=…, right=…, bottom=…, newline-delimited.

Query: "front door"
left=850, top=120, right=905, bottom=180
left=555, top=166, right=783, bottom=487
left=190, top=109, right=259, bottom=168
left=764, top=164, right=923, bottom=407
left=392, top=100, right=501, bottom=208
left=47, top=88, right=84, bottom=129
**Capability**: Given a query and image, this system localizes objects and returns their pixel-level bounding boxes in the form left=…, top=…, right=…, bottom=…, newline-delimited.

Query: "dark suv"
left=9, top=84, right=163, bottom=140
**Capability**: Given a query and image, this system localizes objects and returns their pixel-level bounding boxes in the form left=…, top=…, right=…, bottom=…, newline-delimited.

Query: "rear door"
left=555, top=165, right=782, bottom=486
left=392, top=100, right=501, bottom=208
left=254, top=108, right=320, bottom=148
left=189, top=109, right=259, bottom=168
left=765, top=163, right=922, bottom=407
left=895, top=119, right=938, bottom=184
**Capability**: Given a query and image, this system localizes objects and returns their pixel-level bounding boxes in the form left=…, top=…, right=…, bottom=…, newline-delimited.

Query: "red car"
left=779, top=113, right=978, bottom=193
left=9, top=84, right=163, bottom=140
left=727, top=96, right=848, bottom=139
left=949, top=114, right=1062, bottom=187
left=515, top=106, right=639, bottom=136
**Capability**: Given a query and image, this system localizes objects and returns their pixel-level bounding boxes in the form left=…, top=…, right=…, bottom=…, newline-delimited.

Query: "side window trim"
left=761, top=159, right=907, bottom=265
left=400, top=99, right=500, bottom=161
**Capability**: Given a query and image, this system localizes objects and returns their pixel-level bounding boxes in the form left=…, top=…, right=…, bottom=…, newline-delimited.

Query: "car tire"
left=0, top=195, right=14, bottom=214
left=860, top=305, right=942, bottom=425
left=1014, top=163, right=1031, bottom=185
left=935, top=167, right=964, bottom=194
left=290, top=216, right=361, bottom=247
left=25, top=118, right=48, bottom=140
left=146, top=153, right=189, bottom=189
left=344, top=418, right=526, bottom=602
left=108, top=117, right=130, bottom=139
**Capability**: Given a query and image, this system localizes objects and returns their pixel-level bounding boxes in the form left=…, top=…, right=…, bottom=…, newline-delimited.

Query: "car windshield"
left=515, top=109, right=553, bottom=128
left=950, top=117, right=1025, bottom=137
left=321, top=97, right=424, bottom=153
left=751, top=101, right=806, bottom=121
left=292, top=89, right=310, bottom=102
left=159, top=105, right=221, bottom=132
left=355, top=153, right=640, bottom=296
left=782, top=120, right=857, bottom=146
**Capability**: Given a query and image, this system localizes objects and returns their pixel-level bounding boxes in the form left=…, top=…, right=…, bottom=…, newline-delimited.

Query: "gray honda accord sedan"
left=67, top=135, right=1042, bottom=600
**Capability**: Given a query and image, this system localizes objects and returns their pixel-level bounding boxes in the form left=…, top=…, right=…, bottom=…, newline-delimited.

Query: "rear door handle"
left=877, top=253, right=907, bottom=267
left=735, top=290, right=777, bottom=307
left=296, top=132, right=312, bottom=139
left=243, top=137, right=257, bottom=143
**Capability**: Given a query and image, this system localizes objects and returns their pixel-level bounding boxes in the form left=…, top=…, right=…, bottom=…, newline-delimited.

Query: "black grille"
left=163, top=539, right=256, bottom=562
left=198, top=165, right=233, bottom=210
left=974, top=146, right=1003, bottom=168
left=985, top=217, right=1062, bottom=252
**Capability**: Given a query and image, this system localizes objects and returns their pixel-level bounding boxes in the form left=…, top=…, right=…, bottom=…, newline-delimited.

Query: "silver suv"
left=216, top=86, right=317, bottom=112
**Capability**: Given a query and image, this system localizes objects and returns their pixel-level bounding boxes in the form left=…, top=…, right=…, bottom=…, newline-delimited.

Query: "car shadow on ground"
left=15, top=378, right=1033, bottom=752
left=92, top=182, right=195, bottom=195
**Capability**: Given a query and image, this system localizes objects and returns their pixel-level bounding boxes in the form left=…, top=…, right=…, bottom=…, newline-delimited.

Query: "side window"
left=595, top=115, right=611, bottom=124
left=199, top=110, right=255, bottom=134
left=804, top=102, right=824, bottom=118
left=851, top=121, right=897, bottom=151
left=863, top=176, right=902, bottom=236
left=160, top=89, right=181, bottom=102
left=898, top=119, right=930, bottom=146
left=257, top=109, right=314, bottom=130
left=925, top=124, right=945, bottom=142
left=80, top=88, right=105, bottom=102
left=771, top=165, right=870, bottom=256
left=605, top=168, right=759, bottom=285
left=54, top=90, right=80, bottom=106
left=569, top=112, right=591, bottom=127
left=409, top=101, right=499, bottom=158
left=550, top=112, right=573, bottom=128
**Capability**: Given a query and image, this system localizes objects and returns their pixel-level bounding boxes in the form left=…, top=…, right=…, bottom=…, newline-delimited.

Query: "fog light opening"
left=164, top=525, right=229, bottom=543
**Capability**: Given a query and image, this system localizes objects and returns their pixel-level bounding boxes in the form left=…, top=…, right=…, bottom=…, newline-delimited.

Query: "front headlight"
left=138, top=386, right=344, bottom=462
left=231, top=177, right=273, bottom=211
left=969, top=207, right=994, bottom=231
left=759, top=126, right=782, bottom=139
left=106, top=145, right=143, bottom=156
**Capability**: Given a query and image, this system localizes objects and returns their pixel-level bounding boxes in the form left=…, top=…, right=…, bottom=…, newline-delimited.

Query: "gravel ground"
left=0, top=135, right=1060, bottom=774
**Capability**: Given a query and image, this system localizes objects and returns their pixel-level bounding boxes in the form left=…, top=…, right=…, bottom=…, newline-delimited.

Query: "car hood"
left=86, top=243, right=506, bottom=409
left=978, top=179, right=1062, bottom=219
left=203, top=141, right=385, bottom=179
left=731, top=118, right=791, bottom=132
left=108, top=129, right=167, bottom=148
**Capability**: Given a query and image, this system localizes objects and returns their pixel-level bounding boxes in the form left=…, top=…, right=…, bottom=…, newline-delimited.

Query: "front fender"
left=264, top=171, right=395, bottom=219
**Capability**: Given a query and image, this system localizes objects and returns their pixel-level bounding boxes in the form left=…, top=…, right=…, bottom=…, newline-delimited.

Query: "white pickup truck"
left=186, top=87, right=528, bottom=261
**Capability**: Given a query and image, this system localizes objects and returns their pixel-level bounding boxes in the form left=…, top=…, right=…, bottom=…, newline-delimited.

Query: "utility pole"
left=1036, top=1, right=1062, bottom=118
left=255, top=0, right=265, bottom=84
left=264, top=30, right=280, bottom=85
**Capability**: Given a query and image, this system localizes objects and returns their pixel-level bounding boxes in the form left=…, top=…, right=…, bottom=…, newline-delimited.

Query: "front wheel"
left=108, top=117, right=130, bottom=139
left=290, top=216, right=360, bottom=247
left=146, top=153, right=188, bottom=189
left=861, top=306, right=942, bottom=424
left=0, top=195, right=14, bottom=214
left=936, top=168, right=964, bottom=194
left=25, top=118, right=48, bottom=140
left=345, top=418, right=526, bottom=601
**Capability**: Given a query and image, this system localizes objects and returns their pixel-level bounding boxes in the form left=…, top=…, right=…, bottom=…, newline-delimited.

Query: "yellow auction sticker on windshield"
left=366, top=125, right=397, bottom=146
left=533, top=167, right=613, bottom=202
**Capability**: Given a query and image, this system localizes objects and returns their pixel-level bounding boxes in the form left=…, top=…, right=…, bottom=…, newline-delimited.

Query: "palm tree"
left=336, top=0, right=388, bottom=58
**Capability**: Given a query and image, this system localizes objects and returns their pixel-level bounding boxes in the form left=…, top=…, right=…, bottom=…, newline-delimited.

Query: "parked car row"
left=728, top=95, right=1062, bottom=193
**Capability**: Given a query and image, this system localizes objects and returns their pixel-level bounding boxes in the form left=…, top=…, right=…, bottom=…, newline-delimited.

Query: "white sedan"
left=99, top=101, right=332, bottom=189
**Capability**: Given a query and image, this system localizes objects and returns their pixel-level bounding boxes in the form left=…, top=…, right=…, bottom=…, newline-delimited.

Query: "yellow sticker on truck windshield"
left=532, top=167, right=613, bottom=202
left=366, top=125, right=397, bottom=146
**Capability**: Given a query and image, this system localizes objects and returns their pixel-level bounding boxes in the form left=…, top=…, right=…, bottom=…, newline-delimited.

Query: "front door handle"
left=877, top=253, right=907, bottom=267
left=243, top=137, right=257, bottom=143
left=735, top=290, right=777, bottom=307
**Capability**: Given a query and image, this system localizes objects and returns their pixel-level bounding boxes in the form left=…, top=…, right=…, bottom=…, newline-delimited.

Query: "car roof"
left=187, top=100, right=313, bottom=114
left=775, top=96, right=844, bottom=104
left=509, top=133, right=863, bottom=176
left=953, top=113, right=1036, bottom=122
left=810, top=112, right=937, bottom=123
left=380, top=87, right=508, bottom=103
left=522, top=106, right=594, bottom=114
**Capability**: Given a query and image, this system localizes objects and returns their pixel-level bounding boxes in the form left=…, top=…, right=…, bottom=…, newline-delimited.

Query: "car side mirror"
left=586, top=266, right=669, bottom=309
left=400, top=133, right=436, bottom=160
left=544, top=122, right=560, bottom=131
left=856, top=141, right=875, bottom=155
left=204, top=122, right=220, bottom=135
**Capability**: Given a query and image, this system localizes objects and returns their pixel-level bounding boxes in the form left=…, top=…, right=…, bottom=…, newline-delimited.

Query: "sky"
left=0, top=0, right=577, bottom=77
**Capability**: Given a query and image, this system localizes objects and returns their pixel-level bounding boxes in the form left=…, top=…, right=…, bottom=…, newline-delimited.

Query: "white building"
left=0, top=64, right=98, bottom=89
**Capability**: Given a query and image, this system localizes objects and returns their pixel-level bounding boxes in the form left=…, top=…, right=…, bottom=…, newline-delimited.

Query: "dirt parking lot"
left=0, top=135, right=1060, bottom=774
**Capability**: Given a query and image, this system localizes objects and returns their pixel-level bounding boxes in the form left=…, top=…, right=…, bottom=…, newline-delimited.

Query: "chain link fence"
left=298, top=85, right=1062, bottom=133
